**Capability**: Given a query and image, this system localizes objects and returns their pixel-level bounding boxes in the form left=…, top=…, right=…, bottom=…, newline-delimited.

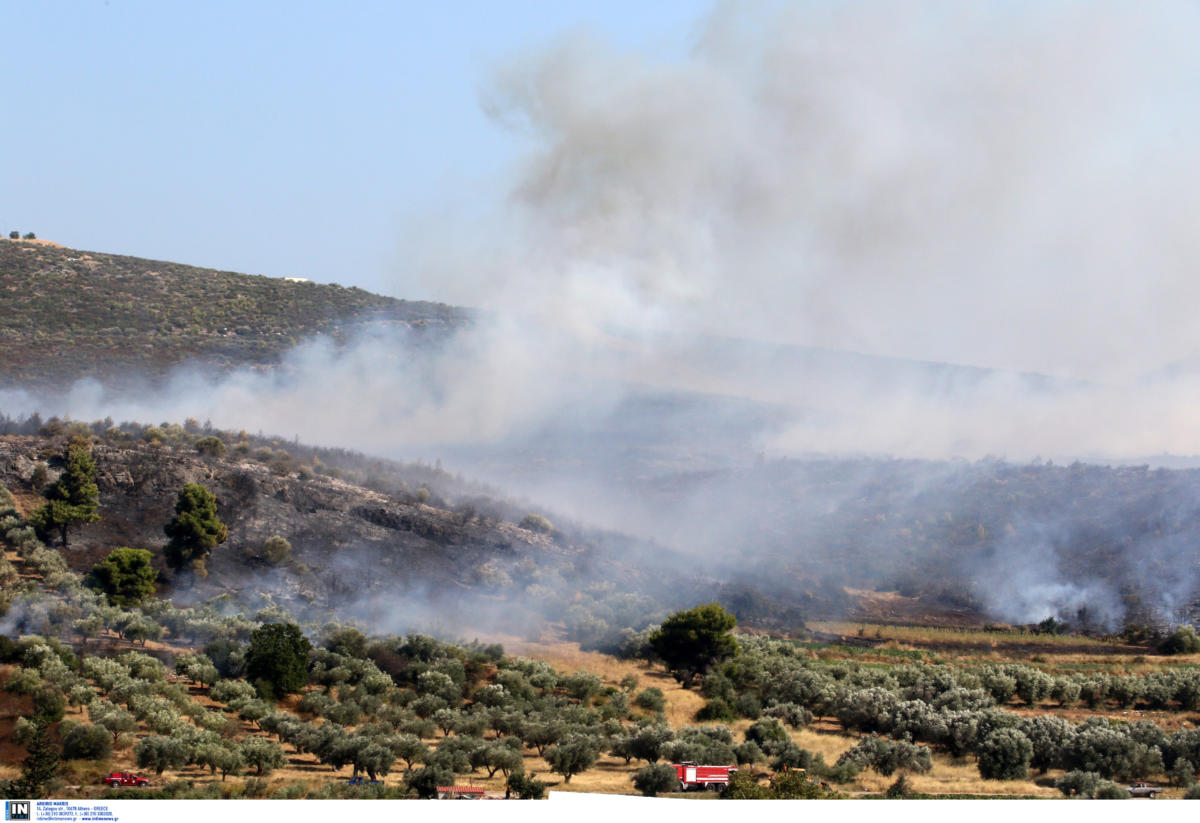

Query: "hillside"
left=0, top=424, right=753, bottom=644
left=0, top=239, right=467, bottom=389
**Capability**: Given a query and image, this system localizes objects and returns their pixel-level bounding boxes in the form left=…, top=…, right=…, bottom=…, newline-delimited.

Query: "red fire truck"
left=102, top=771, right=150, bottom=787
left=673, top=762, right=737, bottom=791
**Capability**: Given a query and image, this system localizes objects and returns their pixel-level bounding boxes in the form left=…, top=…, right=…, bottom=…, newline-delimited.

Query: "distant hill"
left=0, top=239, right=468, bottom=389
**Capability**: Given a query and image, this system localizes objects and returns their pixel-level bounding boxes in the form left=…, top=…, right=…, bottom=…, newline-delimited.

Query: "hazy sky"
left=1, top=0, right=706, bottom=293
left=8, top=2, right=1200, bottom=381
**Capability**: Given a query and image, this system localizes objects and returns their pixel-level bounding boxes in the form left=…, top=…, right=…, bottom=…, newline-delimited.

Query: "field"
left=3, top=624, right=1188, bottom=800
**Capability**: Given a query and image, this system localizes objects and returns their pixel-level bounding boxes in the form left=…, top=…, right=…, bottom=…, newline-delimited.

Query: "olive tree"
left=544, top=736, right=601, bottom=783
left=835, top=736, right=932, bottom=777
left=977, top=728, right=1033, bottom=780
left=134, top=735, right=188, bottom=776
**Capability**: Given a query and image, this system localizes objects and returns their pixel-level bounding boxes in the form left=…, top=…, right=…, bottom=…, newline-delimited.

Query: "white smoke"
left=11, top=3, right=1200, bottom=628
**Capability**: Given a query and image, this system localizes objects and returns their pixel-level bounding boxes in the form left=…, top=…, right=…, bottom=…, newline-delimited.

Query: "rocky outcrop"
left=0, top=436, right=564, bottom=614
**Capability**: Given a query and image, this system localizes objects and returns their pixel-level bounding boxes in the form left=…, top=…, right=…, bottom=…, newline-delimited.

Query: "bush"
left=734, top=742, right=765, bottom=766
left=194, top=436, right=226, bottom=457
left=633, top=763, right=679, bottom=796
left=721, top=770, right=769, bottom=799
left=62, top=724, right=112, bottom=760
left=1094, top=780, right=1131, bottom=799
left=769, top=771, right=841, bottom=799
left=633, top=687, right=665, bottom=713
left=506, top=772, right=547, bottom=799
left=406, top=766, right=453, bottom=799
left=886, top=774, right=915, bottom=798
left=1160, top=626, right=1200, bottom=656
left=1169, top=758, right=1196, bottom=787
left=744, top=718, right=789, bottom=753
left=763, top=702, right=813, bottom=728
left=695, top=698, right=737, bottom=722
left=734, top=692, right=762, bottom=719
left=249, top=536, right=292, bottom=567
left=1185, top=784, right=1200, bottom=799
left=1055, top=770, right=1101, bottom=798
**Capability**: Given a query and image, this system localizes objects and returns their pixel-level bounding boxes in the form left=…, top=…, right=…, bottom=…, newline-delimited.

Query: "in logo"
left=4, top=801, right=30, bottom=821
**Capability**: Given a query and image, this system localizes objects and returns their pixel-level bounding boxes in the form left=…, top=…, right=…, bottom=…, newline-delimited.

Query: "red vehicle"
left=672, top=762, right=737, bottom=791
left=103, top=772, right=149, bottom=788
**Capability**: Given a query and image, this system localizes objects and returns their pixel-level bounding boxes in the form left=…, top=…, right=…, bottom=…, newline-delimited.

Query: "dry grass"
left=810, top=621, right=1112, bottom=647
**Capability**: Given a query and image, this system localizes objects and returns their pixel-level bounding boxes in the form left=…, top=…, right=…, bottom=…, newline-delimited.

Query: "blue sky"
left=2, top=0, right=711, bottom=297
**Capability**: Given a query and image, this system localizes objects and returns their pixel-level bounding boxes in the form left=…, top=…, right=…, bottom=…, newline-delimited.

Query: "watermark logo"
left=4, top=801, right=30, bottom=821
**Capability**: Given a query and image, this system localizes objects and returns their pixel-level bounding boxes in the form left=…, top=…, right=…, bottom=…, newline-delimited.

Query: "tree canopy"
left=85, top=547, right=157, bottom=607
left=163, top=483, right=227, bottom=575
left=30, top=437, right=99, bottom=548
left=245, top=622, right=312, bottom=699
left=649, top=603, right=739, bottom=687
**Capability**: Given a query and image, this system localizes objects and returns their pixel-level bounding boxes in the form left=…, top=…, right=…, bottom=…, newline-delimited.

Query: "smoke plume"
left=10, top=3, right=1200, bottom=627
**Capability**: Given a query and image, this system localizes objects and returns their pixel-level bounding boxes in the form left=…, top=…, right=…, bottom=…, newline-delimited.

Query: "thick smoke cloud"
left=9, top=3, right=1200, bottom=627
left=455, top=2, right=1200, bottom=383
left=9, top=2, right=1200, bottom=460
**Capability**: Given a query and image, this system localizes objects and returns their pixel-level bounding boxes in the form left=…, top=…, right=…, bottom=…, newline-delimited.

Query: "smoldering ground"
left=9, top=3, right=1200, bottom=628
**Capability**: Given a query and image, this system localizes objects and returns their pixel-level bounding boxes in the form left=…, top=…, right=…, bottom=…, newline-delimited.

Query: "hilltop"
left=0, top=239, right=468, bottom=389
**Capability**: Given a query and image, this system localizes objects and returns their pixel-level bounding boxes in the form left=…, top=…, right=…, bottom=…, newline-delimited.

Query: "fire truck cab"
left=673, top=762, right=737, bottom=791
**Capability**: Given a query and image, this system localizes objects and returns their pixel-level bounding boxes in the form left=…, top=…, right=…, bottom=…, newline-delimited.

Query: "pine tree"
left=30, top=436, right=100, bottom=548
left=164, top=483, right=228, bottom=576
left=17, top=714, right=60, bottom=798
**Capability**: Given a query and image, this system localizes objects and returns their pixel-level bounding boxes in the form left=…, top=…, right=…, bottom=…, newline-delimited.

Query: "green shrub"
left=633, top=687, right=665, bottom=713
left=721, top=770, right=769, bottom=799
left=194, top=436, right=226, bottom=457
left=1094, top=780, right=1131, bottom=799
left=1160, top=626, right=1200, bottom=656
left=247, top=536, right=292, bottom=566
left=62, top=724, right=112, bottom=760
left=633, top=763, right=679, bottom=796
left=695, top=698, right=737, bottom=722
left=886, top=773, right=915, bottom=798
left=1056, top=770, right=1101, bottom=798
left=506, top=772, right=547, bottom=799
